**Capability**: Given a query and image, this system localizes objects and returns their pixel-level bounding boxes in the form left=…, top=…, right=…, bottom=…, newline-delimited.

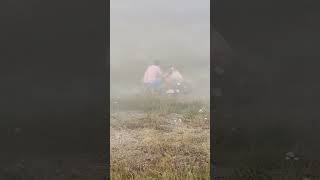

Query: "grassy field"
left=110, top=95, right=320, bottom=180
left=110, top=95, right=210, bottom=180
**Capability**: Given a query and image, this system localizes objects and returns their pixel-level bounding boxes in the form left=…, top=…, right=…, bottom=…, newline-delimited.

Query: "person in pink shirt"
left=143, top=60, right=163, bottom=93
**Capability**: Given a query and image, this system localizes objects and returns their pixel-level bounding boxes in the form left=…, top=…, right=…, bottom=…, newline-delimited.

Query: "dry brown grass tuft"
left=110, top=96, right=210, bottom=180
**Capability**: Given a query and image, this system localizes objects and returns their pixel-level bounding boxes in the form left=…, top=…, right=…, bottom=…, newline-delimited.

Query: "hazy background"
left=110, top=0, right=210, bottom=98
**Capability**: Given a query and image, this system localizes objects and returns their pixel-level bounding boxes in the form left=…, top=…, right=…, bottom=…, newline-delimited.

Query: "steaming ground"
left=110, top=95, right=210, bottom=179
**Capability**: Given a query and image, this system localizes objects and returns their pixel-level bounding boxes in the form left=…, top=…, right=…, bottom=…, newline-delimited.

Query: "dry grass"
left=110, top=95, right=320, bottom=179
left=110, top=95, right=210, bottom=180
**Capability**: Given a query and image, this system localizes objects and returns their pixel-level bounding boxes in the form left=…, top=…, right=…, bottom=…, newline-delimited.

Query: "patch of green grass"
left=111, top=95, right=208, bottom=115
left=111, top=95, right=209, bottom=129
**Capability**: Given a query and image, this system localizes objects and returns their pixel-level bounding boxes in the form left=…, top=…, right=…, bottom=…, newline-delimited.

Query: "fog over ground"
left=110, top=0, right=210, bottom=98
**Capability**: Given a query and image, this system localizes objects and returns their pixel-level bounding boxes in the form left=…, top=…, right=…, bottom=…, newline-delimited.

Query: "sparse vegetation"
left=110, top=95, right=210, bottom=180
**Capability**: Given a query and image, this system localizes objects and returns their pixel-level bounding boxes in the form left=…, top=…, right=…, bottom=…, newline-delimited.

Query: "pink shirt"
left=143, top=65, right=162, bottom=83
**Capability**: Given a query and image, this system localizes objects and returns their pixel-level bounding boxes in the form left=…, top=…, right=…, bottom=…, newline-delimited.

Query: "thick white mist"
left=111, top=0, right=210, bottom=98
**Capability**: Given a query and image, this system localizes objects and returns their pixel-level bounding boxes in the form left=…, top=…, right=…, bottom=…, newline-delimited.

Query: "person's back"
left=143, top=65, right=162, bottom=84
left=143, top=60, right=163, bottom=93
